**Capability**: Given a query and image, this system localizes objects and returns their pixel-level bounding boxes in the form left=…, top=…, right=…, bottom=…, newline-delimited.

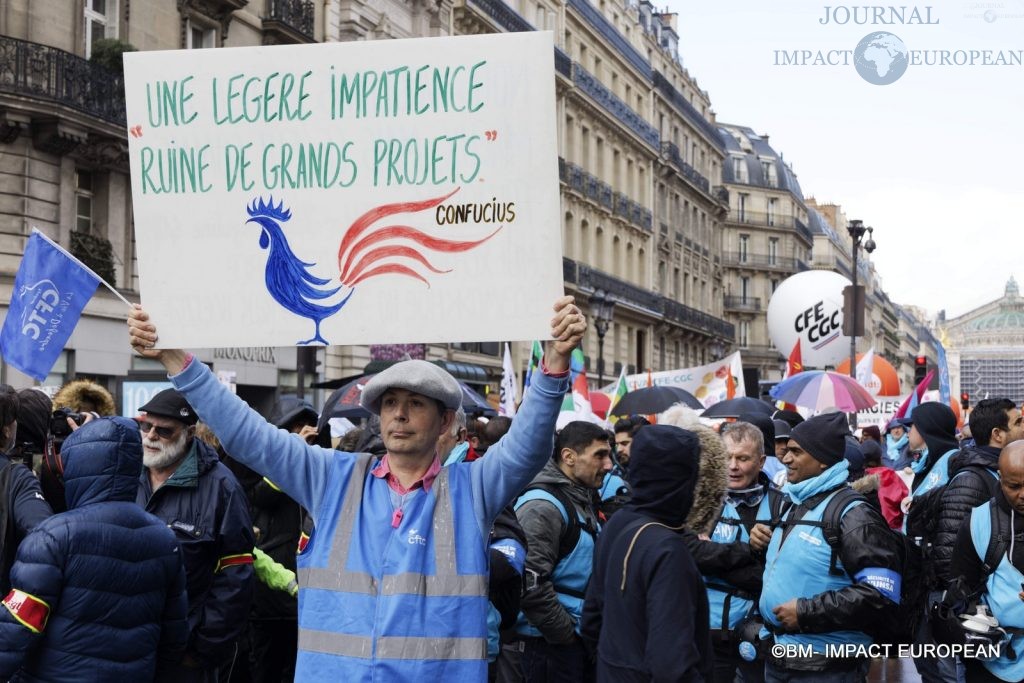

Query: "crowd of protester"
left=1, top=298, right=1023, bottom=682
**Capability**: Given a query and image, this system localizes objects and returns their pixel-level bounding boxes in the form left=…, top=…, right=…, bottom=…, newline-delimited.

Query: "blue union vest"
left=705, top=494, right=772, bottom=630
left=296, top=455, right=489, bottom=681
left=970, top=502, right=1024, bottom=682
left=759, top=490, right=872, bottom=654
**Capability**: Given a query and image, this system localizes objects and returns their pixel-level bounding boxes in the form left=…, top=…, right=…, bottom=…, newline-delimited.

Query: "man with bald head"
left=950, top=441, right=1024, bottom=682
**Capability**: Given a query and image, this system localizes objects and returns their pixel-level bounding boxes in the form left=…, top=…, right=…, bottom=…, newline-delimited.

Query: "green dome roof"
left=967, top=309, right=1024, bottom=331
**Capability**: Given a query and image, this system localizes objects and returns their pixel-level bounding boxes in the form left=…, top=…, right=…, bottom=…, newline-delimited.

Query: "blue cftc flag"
left=1, top=230, right=100, bottom=381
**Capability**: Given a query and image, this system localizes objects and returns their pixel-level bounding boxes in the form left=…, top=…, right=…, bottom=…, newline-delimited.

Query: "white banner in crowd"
left=123, top=33, right=562, bottom=348
left=855, top=397, right=904, bottom=430
left=610, top=352, right=746, bottom=409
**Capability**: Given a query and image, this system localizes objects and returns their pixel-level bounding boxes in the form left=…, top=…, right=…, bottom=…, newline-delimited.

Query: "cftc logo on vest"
left=772, top=5, right=1024, bottom=85
left=407, top=528, right=427, bottom=545
left=16, top=279, right=77, bottom=352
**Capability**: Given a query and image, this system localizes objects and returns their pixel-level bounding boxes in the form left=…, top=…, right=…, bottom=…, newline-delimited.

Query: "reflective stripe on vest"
left=296, top=455, right=487, bottom=661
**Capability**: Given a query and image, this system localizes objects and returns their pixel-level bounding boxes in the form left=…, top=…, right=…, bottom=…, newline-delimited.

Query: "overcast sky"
left=665, top=0, right=1024, bottom=318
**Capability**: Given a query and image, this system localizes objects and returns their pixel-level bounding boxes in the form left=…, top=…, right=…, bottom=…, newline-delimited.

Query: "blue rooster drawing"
left=245, top=191, right=501, bottom=345
left=246, top=198, right=353, bottom=345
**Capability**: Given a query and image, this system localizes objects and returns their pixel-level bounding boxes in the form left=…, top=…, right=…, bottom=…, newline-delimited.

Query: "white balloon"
left=767, top=270, right=854, bottom=368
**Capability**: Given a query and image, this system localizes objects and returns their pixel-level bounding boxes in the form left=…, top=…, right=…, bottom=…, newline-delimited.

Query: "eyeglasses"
left=137, top=420, right=179, bottom=440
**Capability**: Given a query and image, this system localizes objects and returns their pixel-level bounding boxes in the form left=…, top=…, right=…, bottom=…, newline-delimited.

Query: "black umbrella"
left=318, top=373, right=497, bottom=428
left=610, top=386, right=703, bottom=417
left=700, top=396, right=774, bottom=419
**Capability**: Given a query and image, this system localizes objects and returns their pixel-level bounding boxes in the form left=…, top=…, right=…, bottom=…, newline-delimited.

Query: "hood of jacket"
left=912, top=402, right=959, bottom=467
left=532, top=459, right=597, bottom=509
left=851, top=472, right=880, bottom=495
left=61, top=416, right=145, bottom=508
left=948, top=443, right=1000, bottom=477
left=624, top=425, right=700, bottom=527
left=685, top=426, right=728, bottom=535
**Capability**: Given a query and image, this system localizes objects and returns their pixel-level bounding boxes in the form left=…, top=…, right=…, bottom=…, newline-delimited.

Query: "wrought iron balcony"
left=795, top=218, right=813, bottom=245
left=722, top=251, right=803, bottom=272
left=726, top=209, right=794, bottom=229
left=661, top=298, right=735, bottom=340
left=573, top=66, right=659, bottom=149
left=566, top=0, right=650, bottom=77
left=559, top=158, right=651, bottom=231
left=467, top=0, right=535, bottom=32
left=660, top=142, right=711, bottom=195
left=562, top=257, right=734, bottom=341
left=554, top=47, right=572, bottom=79
left=263, top=0, right=315, bottom=43
left=724, top=295, right=761, bottom=311
left=651, top=71, right=725, bottom=151
left=0, top=35, right=125, bottom=126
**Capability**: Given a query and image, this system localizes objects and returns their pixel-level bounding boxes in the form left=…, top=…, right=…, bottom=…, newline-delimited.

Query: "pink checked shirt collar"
left=371, top=453, right=442, bottom=495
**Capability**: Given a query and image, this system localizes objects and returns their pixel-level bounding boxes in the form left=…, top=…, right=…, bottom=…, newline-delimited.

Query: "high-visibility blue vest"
left=970, top=502, right=1024, bottom=682
left=705, top=495, right=772, bottom=630
left=296, top=456, right=488, bottom=681
left=759, top=490, right=872, bottom=654
left=512, top=488, right=597, bottom=637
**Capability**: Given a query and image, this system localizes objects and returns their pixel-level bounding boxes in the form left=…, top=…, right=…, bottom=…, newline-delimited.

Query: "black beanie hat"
left=16, top=388, right=52, bottom=452
left=738, top=412, right=776, bottom=458
left=790, top=412, right=850, bottom=466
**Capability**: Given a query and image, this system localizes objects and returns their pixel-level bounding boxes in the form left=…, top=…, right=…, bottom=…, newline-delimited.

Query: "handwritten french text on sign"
left=123, top=33, right=562, bottom=348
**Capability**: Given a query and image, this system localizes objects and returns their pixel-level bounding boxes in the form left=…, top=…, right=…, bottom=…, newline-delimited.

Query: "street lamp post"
left=589, top=289, right=616, bottom=386
left=847, top=219, right=876, bottom=426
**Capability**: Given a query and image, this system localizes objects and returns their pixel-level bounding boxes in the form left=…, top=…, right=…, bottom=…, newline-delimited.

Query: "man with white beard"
left=135, top=388, right=255, bottom=683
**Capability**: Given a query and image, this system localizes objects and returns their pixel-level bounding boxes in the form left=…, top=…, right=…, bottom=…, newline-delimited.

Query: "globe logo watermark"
left=854, top=32, right=910, bottom=84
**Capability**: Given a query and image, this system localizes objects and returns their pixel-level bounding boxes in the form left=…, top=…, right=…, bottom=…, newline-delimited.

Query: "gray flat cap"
left=360, top=360, right=462, bottom=415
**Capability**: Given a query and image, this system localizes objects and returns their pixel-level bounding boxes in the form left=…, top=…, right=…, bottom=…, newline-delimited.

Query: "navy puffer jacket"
left=0, top=417, right=188, bottom=682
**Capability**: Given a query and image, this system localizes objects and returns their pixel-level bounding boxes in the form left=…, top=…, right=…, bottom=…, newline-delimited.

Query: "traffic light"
left=961, top=391, right=970, bottom=411
left=914, top=356, right=928, bottom=385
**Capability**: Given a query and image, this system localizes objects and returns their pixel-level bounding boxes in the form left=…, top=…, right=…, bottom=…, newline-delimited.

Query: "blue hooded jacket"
left=0, top=417, right=189, bottom=682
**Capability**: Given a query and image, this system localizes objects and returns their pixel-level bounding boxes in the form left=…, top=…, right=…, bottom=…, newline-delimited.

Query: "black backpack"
left=518, top=483, right=598, bottom=599
left=931, top=500, right=1023, bottom=648
left=777, top=486, right=924, bottom=644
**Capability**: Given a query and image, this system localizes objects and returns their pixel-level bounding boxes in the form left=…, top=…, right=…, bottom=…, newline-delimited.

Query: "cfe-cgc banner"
left=607, top=352, right=746, bottom=409
left=123, top=32, right=562, bottom=348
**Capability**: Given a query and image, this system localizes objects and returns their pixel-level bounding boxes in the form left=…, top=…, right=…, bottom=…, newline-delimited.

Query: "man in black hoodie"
left=581, top=424, right=711, bottom=682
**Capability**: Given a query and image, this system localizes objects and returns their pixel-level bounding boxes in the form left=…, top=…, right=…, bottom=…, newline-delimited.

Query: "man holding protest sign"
left=127, top=295, right=584, bottom=680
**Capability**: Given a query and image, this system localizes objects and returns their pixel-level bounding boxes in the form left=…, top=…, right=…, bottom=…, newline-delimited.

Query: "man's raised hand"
left=127, top=305, right=189, bottom=375
left=545, top=295, right=587, bottom=375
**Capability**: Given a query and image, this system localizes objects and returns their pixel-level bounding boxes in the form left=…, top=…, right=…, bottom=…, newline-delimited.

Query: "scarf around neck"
left=783, top=459, right=850, bottom=505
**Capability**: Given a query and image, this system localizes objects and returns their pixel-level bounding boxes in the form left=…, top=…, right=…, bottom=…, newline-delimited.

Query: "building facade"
left=717, top=123, right=812, bottom=387
left=2, top=0, right=738, bottom=408
left=942, top=278, right=1024, bottom=405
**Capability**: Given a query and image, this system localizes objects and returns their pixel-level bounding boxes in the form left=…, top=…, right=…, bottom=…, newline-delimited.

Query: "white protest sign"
left=610, top=352, right=746, bottom=408
left=123, top=33, right=562, bottom=348
left=856, top=396, right=903, bottom=430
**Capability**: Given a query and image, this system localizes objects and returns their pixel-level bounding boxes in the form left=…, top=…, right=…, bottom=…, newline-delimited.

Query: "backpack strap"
left=518, top=483, right=595, bottom=566
left=981, top=500, right=1010, bottom=580
left=778, top=487, right=864, bottom=577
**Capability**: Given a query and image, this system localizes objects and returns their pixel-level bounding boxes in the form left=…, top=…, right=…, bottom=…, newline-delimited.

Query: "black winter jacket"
left=930, top=445, right=1000, bottom=587
left=515, top=461, right=600, bottom=643
left=581, top=425, right=711, bottom=683
left=0, top=417, right=188, bottom=682
left=137, top=438, right=255, bottom=668
left=0, top=454, right=51, bottom=595
left=781, top=486, right=903, bottom=639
